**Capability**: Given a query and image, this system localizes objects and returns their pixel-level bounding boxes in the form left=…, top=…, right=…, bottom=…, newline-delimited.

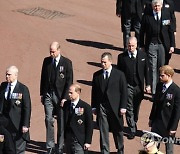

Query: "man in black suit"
left=144, top=0, right=176, bottom=64
left=140, top=0, right=175, bottom=96
left=63, top=84, right=93, bottom=154
left=0, top=66, right=31, bottom=154
left=91, top=52, right=127, bottom=154
left=116, top=0, right=144, bottom=49
left=117, top=37, right=151, bottom=139
left=40, top=42, right=73, bottom=154
left=149, top=65, right=180, bottom=154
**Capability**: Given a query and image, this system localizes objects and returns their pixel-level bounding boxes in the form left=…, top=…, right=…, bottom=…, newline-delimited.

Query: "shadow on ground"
left=174, top=68, right=180, bottom=74
left=66, top=39, right=123, bottom=51
left=26, top=140, right=46, bottom=153
left=77, top=80, right=92, bottom=86
left=174, top=48, right=180, bottom=55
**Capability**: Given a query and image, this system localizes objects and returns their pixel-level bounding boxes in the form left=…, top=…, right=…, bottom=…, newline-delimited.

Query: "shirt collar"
left=104, top=65, right=112, bottom=74
left=128, top=50, right=137, bottom=58
left=153, top=10, right=161, bottom=18
left=71, top=97, right=79, bottom=108
left=9, top=80, right=17, bottom=87
left=54, top=54, right=61, bottom=62
left=164, top=80, right=173, bottom=89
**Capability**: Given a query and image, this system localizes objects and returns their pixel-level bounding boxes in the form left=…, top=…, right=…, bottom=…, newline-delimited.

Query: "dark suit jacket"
left=91, top=67, right=127, bottom=129
left=116, top=0, right=144, bottom=31
left=140, top=7, right=175, bottom=52
left=0, top=115, right=15, bottom=154
left=117, top=50, right=150, bottom=93
left=63, top=99, right=93, bottom=147
left=0, top=126, right=15, bottom=154
left=40, top=55, right=73, bottom=100
left=0, top=81, right=31, bottom=141
left=149, top=82, right=180, bottom=131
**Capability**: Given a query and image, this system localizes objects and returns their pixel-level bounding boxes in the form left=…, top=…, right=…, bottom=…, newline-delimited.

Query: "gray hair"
left=7, top=65, right=19, bottom=76
left=152, top=0, right=163, bottom=5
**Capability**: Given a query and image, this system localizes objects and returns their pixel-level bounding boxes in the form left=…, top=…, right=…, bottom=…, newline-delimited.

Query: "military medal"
left=166, top=102, right=171, bottom=107
left=15, top=100, right=21, bottom=105
left=166, top=93, right=173, bottom=100
left=18, top=93, right=22, bottom=99
left=60, top=73, right=64, bottom=79
left=12, top=93, right=23, bottom=99
left=59, top=66, right=64, bottom=72
left=77, top=119, right=83, bottom=125
left=75, top=107, right=84, bottom=116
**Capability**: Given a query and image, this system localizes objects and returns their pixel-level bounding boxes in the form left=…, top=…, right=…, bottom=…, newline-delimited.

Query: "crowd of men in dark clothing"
left=0, top=0, right=179, bottom=154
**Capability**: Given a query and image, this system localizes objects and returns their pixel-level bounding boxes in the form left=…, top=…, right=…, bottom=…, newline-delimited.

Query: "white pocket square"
left=166, top=102, right=171, bottom=106
left=141, top=58, right=145, bottom=61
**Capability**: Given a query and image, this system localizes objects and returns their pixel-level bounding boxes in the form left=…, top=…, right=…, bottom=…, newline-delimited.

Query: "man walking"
left=0, top=65, right=31, bottom=154
left=91, top=52, right=127, bottom=154
left=149, top=65, right=180, bottom=154
left=117, top=37, right=151, bottom=139
left=140, top=0, right=175, bottom=95
left=63, top=84, right=93, bottom=154
left=40, top=42, right=73, bottom=154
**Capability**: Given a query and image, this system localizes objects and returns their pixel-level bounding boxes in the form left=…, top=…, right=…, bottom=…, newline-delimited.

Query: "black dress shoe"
left=127, top=133, right=135, bottom=140
left=46, top=148, right=55, bottom=154
left=56, top=150, right=63, bottom=154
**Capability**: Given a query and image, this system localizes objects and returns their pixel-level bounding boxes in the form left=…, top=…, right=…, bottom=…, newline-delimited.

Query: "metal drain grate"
left=15, top=7, right=72, bottom=19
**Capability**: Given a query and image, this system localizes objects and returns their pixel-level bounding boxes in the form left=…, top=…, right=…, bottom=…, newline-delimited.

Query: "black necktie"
left=7, top=84, right=11, bottom=101
left=162, top=84, right=166, bottom=93
left=156, top=13, right=159, bottom=22
left=131, top=53, right=135, bottom=59
left=53, top=59, right=57, bottom=68
left=70, top=103, right=75, bottom=114
left=105, top=71, right=108, bottom=80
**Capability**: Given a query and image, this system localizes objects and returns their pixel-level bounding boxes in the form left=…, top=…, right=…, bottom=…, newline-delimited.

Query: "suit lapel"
left=98, top=70, right=104, bottom=92
left=12, top=81, right=20, bottom=93
left=137, top=50, right=142, bottom=76
left=2, top=82, right=8, bottom=96
left=107, top=67, right=115, bottom=88
left=48, top=57, right=54, bottom=82
left=57, top=56, right=64, bottom=69
left=65, top=101, right=71, bottom=122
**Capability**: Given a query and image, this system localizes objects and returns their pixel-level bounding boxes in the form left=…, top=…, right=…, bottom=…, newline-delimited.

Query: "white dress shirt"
left=5, top=80, right=17, bottom=99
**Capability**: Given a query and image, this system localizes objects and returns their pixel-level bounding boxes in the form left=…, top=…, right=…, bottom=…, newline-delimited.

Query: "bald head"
left=50, top=41, right=61, bottom=58
left=6, top=65, right=18, bottom=83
